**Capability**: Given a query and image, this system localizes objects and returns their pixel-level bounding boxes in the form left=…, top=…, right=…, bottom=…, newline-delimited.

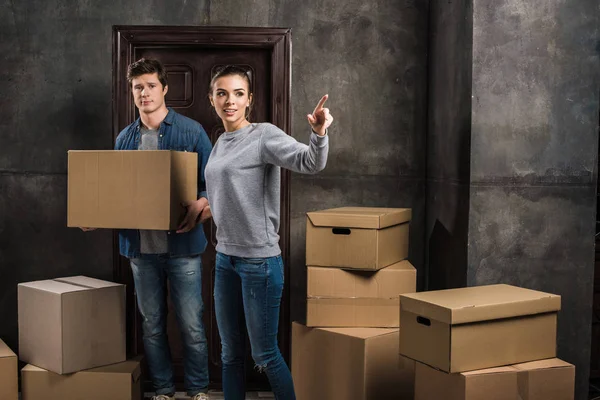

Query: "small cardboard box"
left=399, top=284, right=560, bottom=372
left=306, top=260, right=416, bottom=327
left=513, top=358, right=575, bottom=400
left=0, top=339, right=18, bottom=400
left=306, top=207, right=411, bottom=270
left=18, top=276, right=126, bottom=374
left=21, top=357, right=142, bottom=400
left=67, top=150, right=197, bottom=230
left=415, top=362, right=519, bottom=400
left=292, top=322, right=414, bottom=400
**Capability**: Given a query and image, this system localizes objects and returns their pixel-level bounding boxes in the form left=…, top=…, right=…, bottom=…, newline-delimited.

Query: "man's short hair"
left=127, top=58, right=168, bottom=88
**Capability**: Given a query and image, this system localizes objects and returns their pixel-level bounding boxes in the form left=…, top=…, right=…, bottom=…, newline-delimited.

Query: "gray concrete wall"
left=0, top=0, right=429, bottom=372
left=469, top=1, right=599, bottom=399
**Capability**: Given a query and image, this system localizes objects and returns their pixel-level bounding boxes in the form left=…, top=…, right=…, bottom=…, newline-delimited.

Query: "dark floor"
left=143, top=392, right=274, bottom=399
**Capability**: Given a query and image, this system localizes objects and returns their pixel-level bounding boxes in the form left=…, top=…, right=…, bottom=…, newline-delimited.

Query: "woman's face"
left=210, top=74, right=252, bottom=130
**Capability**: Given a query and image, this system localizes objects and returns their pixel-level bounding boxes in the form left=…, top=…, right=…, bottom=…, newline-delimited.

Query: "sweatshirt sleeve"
left=260, top=124, right=329, bottom=174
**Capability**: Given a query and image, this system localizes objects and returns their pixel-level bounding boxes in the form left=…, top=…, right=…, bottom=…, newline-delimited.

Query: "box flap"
left=21, top=364, right=45, bottom=372
left=512, top=358, right=573, bottom=371
left=319, top=327, right=398, bottom=339
left=400, top=284, right=561, bottom=324
left=0, top=339, right=16, bottom=358
left=307, top=207, right=412, bottom=229
left=462, top=366, right=517, bottom=376
left=18, top=280, right=89, bottom=294
left=55, top=276, right=123, bottom=289
left=307, top=261, right=416, bottom=299
left=18, top=276, right=122, bottom=294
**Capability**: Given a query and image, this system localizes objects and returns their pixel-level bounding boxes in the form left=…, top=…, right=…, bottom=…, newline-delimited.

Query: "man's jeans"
left=214, top=252, right=296, bottom=400
left=130, top=255, right=209, bottom=396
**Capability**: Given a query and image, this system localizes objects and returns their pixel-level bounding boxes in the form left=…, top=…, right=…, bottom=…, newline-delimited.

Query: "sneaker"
left=191, top=393, right=209, bottom=400
left=152, top=395, right=175, bottom=400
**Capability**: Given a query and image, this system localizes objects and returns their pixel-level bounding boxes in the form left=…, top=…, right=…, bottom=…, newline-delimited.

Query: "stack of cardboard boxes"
left=6, top=276, right=143, bottom=399
left=400, top=284, right=575, bottom=399
left=0, top=150, right=198, bottom=399
left=292, top=207, right=417, bottom=400
left=292, top=206, right=576, bottom=400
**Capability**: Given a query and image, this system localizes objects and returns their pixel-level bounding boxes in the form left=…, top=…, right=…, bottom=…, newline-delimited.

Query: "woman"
left=204, top=65, right=332, bottom=400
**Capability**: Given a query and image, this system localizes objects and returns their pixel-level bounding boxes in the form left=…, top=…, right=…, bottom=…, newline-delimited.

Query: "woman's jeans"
left=130, top=255, right=209, bottom=396
left=214, top=252, right=296, bottom=400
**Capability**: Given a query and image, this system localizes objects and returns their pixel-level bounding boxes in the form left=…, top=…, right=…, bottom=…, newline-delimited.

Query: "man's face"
left=131, top=73, right=168, bottom=114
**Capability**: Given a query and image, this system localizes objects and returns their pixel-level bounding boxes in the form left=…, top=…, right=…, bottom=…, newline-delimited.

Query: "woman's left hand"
left=307, top=94, right=333, bottom=136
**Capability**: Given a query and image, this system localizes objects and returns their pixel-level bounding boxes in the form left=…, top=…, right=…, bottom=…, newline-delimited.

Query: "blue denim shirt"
left=115, top=108, right=212, bottom=259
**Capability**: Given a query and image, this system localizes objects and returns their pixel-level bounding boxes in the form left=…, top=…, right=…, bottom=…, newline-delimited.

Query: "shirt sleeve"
left=194, top=125, right=213, bottom=199
left=259, top=124, right=329, bottom=174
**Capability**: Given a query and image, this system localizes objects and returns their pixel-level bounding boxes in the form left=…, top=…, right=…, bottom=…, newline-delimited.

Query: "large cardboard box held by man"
left=399, top=284, right=560, bottom=373
left=67, top=150, right=197, bottom=230
left=292, top=322, right=414, bottom=400
left=306, top=260, right=416, bottom=327
left=18, top=276, right=126, bottom=374
left=0, top=339, right=18, bottom=400
left=21, top=357, right=142, bottom=400
left=306, top=207, right=411, bottom=270
left=414, top=358, right=575, bottom=400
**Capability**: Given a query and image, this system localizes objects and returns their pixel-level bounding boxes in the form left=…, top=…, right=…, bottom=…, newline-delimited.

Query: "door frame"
left=111, top=25, right=292, bottom=368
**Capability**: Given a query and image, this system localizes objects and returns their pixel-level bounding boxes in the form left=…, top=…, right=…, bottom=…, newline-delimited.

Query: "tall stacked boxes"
left=17, top=276, right=140, bottom=399
left=400, top=284, right=575, bottom=399
left=294, top=207, right=416, bottom=400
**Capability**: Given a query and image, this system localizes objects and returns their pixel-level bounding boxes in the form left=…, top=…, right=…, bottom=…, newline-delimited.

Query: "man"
left=112, top=58, right=212, bottom=400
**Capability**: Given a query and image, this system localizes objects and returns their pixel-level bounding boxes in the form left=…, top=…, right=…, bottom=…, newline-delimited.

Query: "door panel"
left=112, top=26, right=292, bottom=391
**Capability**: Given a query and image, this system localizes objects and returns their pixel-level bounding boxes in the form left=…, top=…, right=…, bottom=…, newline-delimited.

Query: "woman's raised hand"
left=307, top=94, right=333, bottom=137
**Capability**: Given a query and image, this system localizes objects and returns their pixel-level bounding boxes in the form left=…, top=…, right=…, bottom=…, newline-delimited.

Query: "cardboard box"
left=21, top=357, right=142, bottom=400
left=67, top=150, right=197, bottom=230
left=292, top=322, right=414, bottom=400
left=414, top=358, right=575, bottom=400
left=399, top=284, right=560, bottom=372
left=0, top=339, right=18, bottom=400
left=18, top=276, right=126, bottom=374
left=415, top=362, right=519, bottom=400
left=513, top=358, right=575, bottom=400
left=306, top=207, right=411, bottom=270
left=306, top=260, right=416, bottom=327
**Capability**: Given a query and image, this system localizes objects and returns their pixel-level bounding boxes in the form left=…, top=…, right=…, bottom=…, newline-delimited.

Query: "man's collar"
left=134, top=107, right=174, bottom=130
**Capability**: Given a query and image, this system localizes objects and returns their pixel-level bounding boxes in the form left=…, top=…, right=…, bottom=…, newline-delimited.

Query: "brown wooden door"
left=112, top=26, right=292, bottom=391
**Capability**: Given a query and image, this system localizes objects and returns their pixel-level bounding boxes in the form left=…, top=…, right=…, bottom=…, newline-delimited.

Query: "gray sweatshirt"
left=205, top=122, right=329, bottom=257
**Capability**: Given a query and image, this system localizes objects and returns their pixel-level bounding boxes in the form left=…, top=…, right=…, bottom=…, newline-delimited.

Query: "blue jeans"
left=130, top=255, right=209, bottom=396
left=214, top=252, right=296, bottom=400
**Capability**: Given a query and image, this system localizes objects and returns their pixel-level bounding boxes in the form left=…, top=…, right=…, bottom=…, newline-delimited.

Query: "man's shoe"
left=191, top=393, right=209, bottom=400
left=152, top=395, right=175, bottom=400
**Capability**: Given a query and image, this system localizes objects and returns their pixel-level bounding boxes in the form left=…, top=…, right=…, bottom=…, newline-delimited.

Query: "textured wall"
left=469, top=1, right=599, bottom=399
left=0, top=0, right=429, bottom=374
